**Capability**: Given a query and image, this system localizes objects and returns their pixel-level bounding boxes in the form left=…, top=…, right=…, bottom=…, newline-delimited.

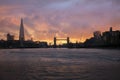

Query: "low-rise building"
left=7, top=33, right=14, bottom=41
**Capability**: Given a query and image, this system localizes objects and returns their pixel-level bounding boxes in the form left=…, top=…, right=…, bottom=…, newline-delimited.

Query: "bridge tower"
left=54, top=37, right=57, bottom=48
left=67, top=37, right=70, bottom=45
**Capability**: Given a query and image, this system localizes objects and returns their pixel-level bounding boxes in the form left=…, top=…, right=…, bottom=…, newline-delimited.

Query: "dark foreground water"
left=0, top=48, right=120, bottom=80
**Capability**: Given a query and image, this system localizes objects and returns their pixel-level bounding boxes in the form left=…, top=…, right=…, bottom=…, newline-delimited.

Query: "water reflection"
left=0, top=49, right=120, bottom=80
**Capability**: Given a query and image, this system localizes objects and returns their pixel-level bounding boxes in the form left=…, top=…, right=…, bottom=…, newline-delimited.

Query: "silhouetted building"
left=39, top=42, right=48, bottom=48
left=84, top=27, right=120, bottom=47
left=7, top=33, right=14, bottom=41
left=84, top=31, right=104, bottom=47
left=19, top=18, right=25, bottom=47
left=102, top=27, right=120, bottom=45
left=19, top=18, right=25, bottom=41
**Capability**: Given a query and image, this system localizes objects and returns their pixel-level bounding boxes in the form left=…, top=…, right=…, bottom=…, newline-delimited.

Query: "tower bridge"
left=54, top=37, right=70, bottom=48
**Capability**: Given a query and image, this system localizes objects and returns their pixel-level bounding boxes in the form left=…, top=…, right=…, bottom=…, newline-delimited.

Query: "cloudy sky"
left=0, top=0, right=120, bottom=44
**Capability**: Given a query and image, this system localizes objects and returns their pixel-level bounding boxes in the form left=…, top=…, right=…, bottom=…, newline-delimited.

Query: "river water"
left=0, top=48, right=120, bottom=80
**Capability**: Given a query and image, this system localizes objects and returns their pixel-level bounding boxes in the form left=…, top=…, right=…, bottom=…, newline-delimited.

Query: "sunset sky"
left=0, top=0, right=120, bottom=44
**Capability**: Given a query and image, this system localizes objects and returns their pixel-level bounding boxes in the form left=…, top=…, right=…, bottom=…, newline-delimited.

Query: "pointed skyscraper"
left=19, top=18, right=25, bottom=41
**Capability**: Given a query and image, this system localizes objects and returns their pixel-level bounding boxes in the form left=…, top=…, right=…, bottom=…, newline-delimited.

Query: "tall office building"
left=19, top=18, right=25, bottom=41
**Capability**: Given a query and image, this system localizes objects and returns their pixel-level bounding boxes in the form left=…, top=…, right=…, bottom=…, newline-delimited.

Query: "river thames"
left=0, top=48, right=120, bottom=80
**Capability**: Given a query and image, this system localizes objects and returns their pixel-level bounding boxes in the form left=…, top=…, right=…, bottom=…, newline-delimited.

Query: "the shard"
left=19, top=18, right=25, bottom=41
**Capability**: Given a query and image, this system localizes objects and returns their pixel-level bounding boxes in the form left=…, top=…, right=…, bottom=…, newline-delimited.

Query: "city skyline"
left=0, top=0, right=120, bottom=44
